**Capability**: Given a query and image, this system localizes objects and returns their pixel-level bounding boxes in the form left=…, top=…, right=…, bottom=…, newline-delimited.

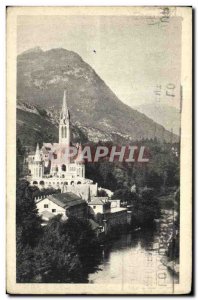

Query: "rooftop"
left=89, top=197, right=108, bottom=205
left=89, top=198, right=105, bottom=205
left=107, top=207, right=127, bottom=214
left=39, top=192, right=86, bottom=208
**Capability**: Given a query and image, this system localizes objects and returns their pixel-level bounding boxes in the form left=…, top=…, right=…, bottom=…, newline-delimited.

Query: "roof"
left=108, top=207, right=127, bottom=213
left=89, top=198, right=105, bottom=205
left=89, top=197, right=109, bottom=206
left=37, top=192, right=86, bottom=208
left=47, top=192, right=86, bottom=208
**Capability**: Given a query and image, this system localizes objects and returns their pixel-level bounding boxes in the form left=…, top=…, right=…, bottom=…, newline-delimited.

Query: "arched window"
left=61, top=126, right=67, bottom=138
left=77, top=181, right=81, bottom=184
left=62, top=164, right=66, bottom=171
left=33, top=181, right=38, bottom=185
left=71, top=181, right=74, bottom=185
left=39, top=180, right=44, bottom=185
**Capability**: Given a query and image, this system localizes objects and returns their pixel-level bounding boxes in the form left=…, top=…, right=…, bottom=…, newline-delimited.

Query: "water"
left=89, top=228, right=178, bottom=288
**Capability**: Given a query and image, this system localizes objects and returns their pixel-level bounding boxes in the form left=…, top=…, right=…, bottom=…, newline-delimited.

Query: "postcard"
left=6, top=6, right=192, bottom=294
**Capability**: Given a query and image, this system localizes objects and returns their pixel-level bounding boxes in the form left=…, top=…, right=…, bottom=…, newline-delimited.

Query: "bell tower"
left=59, top=90, right=70, bottom=145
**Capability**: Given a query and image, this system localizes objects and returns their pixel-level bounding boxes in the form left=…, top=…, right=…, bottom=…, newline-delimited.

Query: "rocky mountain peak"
left=17, top=47, right=179, bottom=143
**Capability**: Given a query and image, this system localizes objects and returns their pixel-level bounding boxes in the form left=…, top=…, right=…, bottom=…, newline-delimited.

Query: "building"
left=27, top=90, right=97, bottom=195
left=89, top=197, right=109, bottom=214
left=28, top=89, right=131, bottom=231
left=88, top=196, right=131, bottom=233
left=61, top=182, right=98, bottom=201
left=36, top=192, right=88, bottom=222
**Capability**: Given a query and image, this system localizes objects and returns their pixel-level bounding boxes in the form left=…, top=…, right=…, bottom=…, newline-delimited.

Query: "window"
left=44, top=204, right=48, bottom=208
left=93, top=206, right=96, bottom=209
left=62, top=164, right=66, bottom=171
left=52, top=209, right=56, bottom=213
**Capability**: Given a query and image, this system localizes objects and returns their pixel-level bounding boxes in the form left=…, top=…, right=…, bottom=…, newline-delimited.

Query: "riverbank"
left=155, top=204, right=179, bottom=277
left=89, top=230, right=177, bottom=285
left=161, top=257, right=179, bottom=277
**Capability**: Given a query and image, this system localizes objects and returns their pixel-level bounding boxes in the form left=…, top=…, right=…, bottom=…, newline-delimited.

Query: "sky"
left=17, top=15, right=182, bottom=109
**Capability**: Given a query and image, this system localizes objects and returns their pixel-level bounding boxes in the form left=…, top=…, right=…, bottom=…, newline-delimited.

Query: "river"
left=89, top=228, right=179, bottom=289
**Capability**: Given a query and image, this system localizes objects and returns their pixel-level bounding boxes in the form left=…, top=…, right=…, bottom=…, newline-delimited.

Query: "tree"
left=60, top=217, right=101, bottom=275
left=112, top=188, right=137, bottom=206
left=145, top=170, right=163, bottom=191
left=16, top=180, right=42, bottom=247
left=131, top=188, right=160, bottom=228
left=17, top=214, right=101, bottom=283
left=97, top=189, right=108, bottom=197
left=33, top=216, right=83, bottom=283
left=16, top=180, right=43, bottom=282
left=16, top=138, right=25, bottom=179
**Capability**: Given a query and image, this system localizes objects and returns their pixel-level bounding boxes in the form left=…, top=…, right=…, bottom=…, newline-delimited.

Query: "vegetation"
left=130, top=188, right=161, bottom=228
left=166, top=188, right=180, bottom=262
left=16, top=181, right=101, bottom=283
left=85, top=140, right=179, bottom=193
left=16, top=136, right=180, bottom=281
left=16, top=138, right=25, bottom=178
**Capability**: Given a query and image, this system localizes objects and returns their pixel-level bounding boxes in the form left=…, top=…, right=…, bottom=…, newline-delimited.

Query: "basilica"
left=27, top=91, right=131, bottom=230
left=27, top=91, right=97, bottom=199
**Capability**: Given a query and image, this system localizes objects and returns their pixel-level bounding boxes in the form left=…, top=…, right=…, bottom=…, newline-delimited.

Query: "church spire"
left=59, top=90, right=70, bottom=145
left=34, top=143, right=41, bottom=162
left=61, top=90, right=69, bottom=120
left=62, top=90, right=67, bottom=113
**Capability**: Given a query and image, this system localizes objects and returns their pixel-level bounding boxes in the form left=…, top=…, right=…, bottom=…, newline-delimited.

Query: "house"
left=36, top=192, right=88, bottom=222
left=88, top=197, right=110, bottom=214
left=88, top=196, right=131, bottom=233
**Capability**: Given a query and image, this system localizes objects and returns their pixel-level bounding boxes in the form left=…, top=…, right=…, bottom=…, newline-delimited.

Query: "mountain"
left=134, top=103, right=180, bottom=136
left=17, top=101, right=89, bottom=149
left=17, top=47, right=179, bottom=144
